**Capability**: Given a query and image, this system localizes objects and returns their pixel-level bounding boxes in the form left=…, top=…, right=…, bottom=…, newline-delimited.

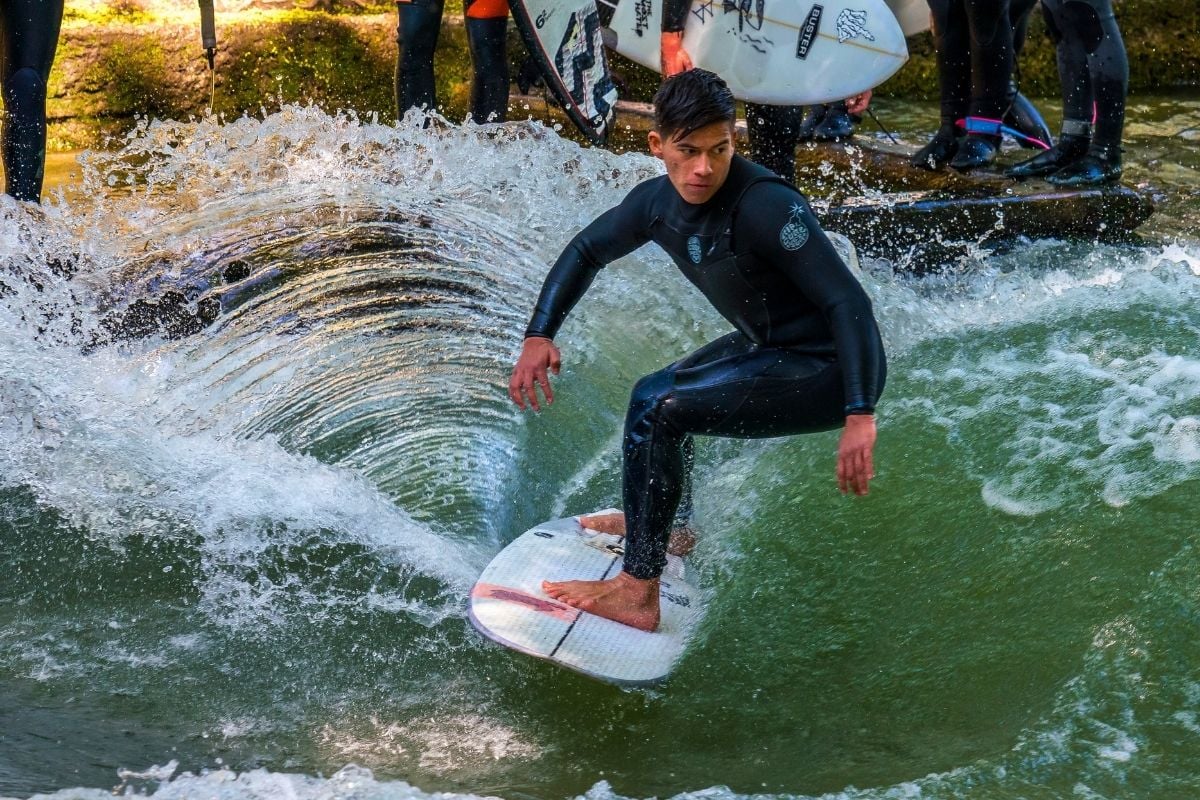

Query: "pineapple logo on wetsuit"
left=780, top=203, right=810, bottom=250
left=687, top=235, right=703, bottom=263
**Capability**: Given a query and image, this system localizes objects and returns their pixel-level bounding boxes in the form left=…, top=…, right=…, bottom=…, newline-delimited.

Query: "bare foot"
left=578, top=512, right=697, bottom=557
left=542, top=571, right=661, bottom=631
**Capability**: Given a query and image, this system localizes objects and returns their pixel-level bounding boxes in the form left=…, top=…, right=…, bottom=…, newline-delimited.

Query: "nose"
left=694, top=153, right=714, bottom=176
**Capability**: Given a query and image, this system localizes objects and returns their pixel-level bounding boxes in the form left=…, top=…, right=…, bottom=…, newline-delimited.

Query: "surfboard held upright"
left=469, top=512, right=704, bottom=685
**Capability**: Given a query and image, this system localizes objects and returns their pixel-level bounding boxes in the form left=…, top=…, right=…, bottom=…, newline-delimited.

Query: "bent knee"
left=3, top=68, right=47, bottom=113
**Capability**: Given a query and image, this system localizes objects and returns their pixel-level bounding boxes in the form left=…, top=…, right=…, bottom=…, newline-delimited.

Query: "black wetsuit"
left=395, top=0, right=508, bottom=125
left=929, top=0, right=1017, bottom=124
left=525, top=155, right=886, bottom=579
left=1041, top=0, right=1127, bottom=152
left=1, top=0, right=64, bottom=202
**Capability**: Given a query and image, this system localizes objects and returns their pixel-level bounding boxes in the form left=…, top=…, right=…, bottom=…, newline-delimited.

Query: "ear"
left=648, top=130, right=664, bottom=158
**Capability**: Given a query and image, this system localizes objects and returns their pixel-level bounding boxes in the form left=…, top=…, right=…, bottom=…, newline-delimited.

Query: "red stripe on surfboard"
left=472, top=583, right=579, bottom=623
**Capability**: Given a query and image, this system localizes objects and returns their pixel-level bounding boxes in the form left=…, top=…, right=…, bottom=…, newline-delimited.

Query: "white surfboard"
left=509, top=0, right=620, bottom=143
left=884, top=0, right=930, bottom=36
left=468, top=511, right=704, bottom=685
left=604, top=0, right=908, bottom=105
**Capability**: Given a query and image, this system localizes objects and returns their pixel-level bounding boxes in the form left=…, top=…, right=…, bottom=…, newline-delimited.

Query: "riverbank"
left=48, top=0, right=1200, bottom=149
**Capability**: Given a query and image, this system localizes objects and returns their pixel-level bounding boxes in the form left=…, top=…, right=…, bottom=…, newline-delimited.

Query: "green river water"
left=0, top=94, right=1197, bottom=800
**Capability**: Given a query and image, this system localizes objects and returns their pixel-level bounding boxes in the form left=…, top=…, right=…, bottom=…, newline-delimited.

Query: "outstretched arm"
left=743, top=184, right=886, bottom=494
left=509, top=185, right=656, bottom=410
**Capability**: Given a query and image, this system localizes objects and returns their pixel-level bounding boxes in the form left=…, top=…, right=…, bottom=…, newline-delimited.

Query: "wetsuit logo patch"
left=780, top=203, right=810, bottom=251
left=687, top=235, right=703, bottom=263
left=836, top=8, right=875, bottom=43
left=797, top=4, right=822, bottom=59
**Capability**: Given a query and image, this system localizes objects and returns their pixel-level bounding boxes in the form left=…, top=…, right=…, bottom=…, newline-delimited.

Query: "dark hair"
left=652, top=69, right=736, bottom=141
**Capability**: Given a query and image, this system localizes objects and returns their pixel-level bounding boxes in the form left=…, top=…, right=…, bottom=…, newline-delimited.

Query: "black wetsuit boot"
left=1, top=0, right=65, bottom=203
left=465, top=16, right=508, bottom=124
left=911, top=123, right=962, bottom=171
left=1048, top=142, right=1122, bottom=185
left=813, top=100, right=854, bottom=142
left=1007, top=123, right=1090, bottom=178
left=950, top=132, right=1000, bottom=170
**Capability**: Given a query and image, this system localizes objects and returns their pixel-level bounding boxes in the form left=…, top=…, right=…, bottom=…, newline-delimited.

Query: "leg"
left=546, top=334, right=865, bottom=630
left=1006, top=0, right=1092, bottom=178
left=464, top=0, right=509, bottom=124
left=0, top=0, right=64, bottom=202
left=912, top=0, right=969, bottom=170
left=1047, top=0, right=1127, bottom=185
left=395, top=0, right=444, bottom=117
left=578, top=433, right=696, bottom=556
left=745, top=103, right=805, bottom=183
left=949, top=0, right=1014, bottom=170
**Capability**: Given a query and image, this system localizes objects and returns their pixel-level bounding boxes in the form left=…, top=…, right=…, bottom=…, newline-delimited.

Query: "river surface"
left=1, top=94, right=1198, bottom=800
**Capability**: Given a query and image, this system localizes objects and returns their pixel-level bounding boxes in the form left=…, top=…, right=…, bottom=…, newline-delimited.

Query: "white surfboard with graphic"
left=468, top=511, right=704, bottom=685
left=884, top=0, right=930, bottom=36
left=604, top=0, right=908, bottom=105
left=510, top=0, right=619, bottom=143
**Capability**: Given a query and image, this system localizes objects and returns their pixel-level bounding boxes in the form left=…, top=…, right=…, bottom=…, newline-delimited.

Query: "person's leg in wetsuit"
left=395, top=0, right=509, bottom=124
left=1008, top=0, right=1127, bottom=184
left=913, top=0, right=1015, bottom=171
left=463, top=0, right=508, bottom=124
left=1, top=0, right=64, bottom=203
left=949, top=0, right=1014, bottom=170
left=745, top=103, right=805, bottom=183
left=912, top=0, right=970, bottom=170
left=615, top=332, right=884, bottom=592
left=395, top=0, right=442, bottom=117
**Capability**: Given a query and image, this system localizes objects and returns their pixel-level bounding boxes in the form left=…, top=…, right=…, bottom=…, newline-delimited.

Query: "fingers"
left=537, top=370, right=554, bottom=407
left=837, top=447, right=874, bottom=496
left=508, top=368, right=552, bottom=411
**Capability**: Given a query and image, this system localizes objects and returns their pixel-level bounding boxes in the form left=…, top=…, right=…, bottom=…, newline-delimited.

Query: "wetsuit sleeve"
left=524, top=184, right=656, bottom=340
left=662, top=0, right=689, bottom=32
left=741, top=183, right=885, bottom=414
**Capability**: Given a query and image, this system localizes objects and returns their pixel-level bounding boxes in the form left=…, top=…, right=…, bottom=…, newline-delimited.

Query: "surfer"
left=911, top=0, right=1053, bottom=172
left=1, top=0, right=63, bottom=202
left=508, top=70, right=886, bottom=631
left=1006, top=0, right=1127, bottom=185
left=395, top=0, right=509, bottom=124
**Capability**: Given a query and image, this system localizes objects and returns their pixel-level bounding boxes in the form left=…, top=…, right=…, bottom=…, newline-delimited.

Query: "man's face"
left=648, top=120, right=735, bottom=205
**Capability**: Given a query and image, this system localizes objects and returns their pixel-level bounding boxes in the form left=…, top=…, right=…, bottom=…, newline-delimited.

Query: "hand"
left=660, top=32, right=693, bottom=77
left=837, top=414, right=876, bottom=496
left=845, top=90, right=872, bottom=116
left=509, top=336, right=562, bottom=412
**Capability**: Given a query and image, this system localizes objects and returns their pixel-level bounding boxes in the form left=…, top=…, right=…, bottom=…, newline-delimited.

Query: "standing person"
left=1, top=0, right=64, bottom=202
left=507, top=70, right=886, bottom=631
left=1006, top=0, right=1127, bottom=185
left=395, top=0, right=509, bottom=125
left=911, top=0, right=1046, bottom=172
